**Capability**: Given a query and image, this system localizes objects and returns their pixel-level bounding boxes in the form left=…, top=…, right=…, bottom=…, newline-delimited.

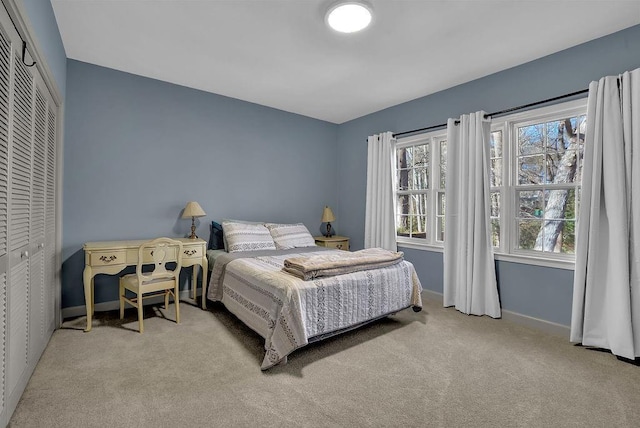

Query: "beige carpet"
left=9, top=296, right=640, bottom=427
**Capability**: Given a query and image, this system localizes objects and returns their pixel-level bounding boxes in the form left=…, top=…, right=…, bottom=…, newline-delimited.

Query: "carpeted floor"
left=9, top=296, right=640, bottom=427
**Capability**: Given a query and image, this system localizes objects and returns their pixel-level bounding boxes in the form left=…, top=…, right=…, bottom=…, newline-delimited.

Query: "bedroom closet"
left=0, top=2, right=61, bottom=426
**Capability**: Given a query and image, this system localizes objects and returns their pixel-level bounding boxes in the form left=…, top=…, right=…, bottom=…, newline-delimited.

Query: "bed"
left=205, top=220, right=423, bottom=370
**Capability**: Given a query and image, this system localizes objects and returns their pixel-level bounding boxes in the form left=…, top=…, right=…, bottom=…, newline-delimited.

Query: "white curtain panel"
left=570, top=68, right=640, bottom=359
left=443, top=112, right=501, bottom=318
left=365, top=131, right=397, bottom=251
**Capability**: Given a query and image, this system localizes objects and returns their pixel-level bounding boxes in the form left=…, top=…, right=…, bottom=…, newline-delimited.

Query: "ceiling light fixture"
left=326, top=1, right=373, bottom=33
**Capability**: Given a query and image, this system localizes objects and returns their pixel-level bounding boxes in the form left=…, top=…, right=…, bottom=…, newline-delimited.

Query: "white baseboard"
left=63, top=287, right=570, bottom=338
left=62, top=289, right=202, bottom=320
left=421, top=288, right=443, bottom=303
left=420, top=289, right=570, bottom=339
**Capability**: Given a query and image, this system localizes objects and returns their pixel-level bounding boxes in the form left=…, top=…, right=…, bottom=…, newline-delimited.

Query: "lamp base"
left=188, top=218, right=198, bottom=239
left=324, top=222, right=332, bottom=238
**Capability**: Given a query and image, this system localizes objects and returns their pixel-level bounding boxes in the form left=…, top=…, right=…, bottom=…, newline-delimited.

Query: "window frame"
left=394, top=131, right=446, bottom=249
left=496, top=99, right=586, bottom=267
left=393, top=98, right=587, bottom=269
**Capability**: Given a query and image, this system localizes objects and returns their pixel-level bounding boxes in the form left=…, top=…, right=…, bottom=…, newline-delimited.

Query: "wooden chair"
left=119, top=237, right=183, bottom=333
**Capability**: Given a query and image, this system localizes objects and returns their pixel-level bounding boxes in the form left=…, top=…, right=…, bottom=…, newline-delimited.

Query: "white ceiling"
left=51, top=0, right=640, bottom=124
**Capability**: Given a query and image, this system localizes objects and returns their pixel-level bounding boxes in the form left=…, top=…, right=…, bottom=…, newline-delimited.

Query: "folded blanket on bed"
left=283, top=247, right=404, bottom=280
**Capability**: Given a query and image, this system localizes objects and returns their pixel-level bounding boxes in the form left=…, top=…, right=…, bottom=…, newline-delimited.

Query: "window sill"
left=397, top=241, right=443, bottom=252
left=494, top=252, right=575, bottom=270
left=397, top=240, right=575, bottom=270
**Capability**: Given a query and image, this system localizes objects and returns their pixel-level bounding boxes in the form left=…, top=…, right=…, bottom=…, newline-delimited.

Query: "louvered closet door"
left=7, top=48, right=33, bottom=396
left=0, top=5, right=60, bottom=425
left=0, top=27, right=11, bottom=415
left=44, top=104, right=56, bottom=334
left=28, top=86, right=46, bottom=360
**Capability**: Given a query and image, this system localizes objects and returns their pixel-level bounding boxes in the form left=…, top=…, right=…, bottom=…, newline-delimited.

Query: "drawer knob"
left=184, top=249, right=197, bottom=256
left=99, top=255, right=117, bottom=263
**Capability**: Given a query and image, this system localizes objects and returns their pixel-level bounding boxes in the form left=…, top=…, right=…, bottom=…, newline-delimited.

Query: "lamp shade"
left=182, top=201, right=206, bottom=218
left=321, top=206, right=336, bottom=223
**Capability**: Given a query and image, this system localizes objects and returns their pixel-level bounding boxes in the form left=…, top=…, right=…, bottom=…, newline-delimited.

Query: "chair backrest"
left=136, top=237, right=184, bottom=284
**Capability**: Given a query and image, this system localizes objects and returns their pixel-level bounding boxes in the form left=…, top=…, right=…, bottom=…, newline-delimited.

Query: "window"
left=395, top=133, right=446, bottom=245
left=394, top=99, right=587, bottom=266
left=509, top=107, right=585, bottom=256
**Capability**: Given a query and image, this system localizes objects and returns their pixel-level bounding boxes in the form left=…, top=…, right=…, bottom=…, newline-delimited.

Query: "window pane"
left=545, top=119, right=563, bottom=151
left=437, top=192, right=445, bottom=216
left=413, top=214, right=427, bottom=239
left=491, top=159, right=502, bottom=187
left=437, top=216, right=445, bottom=242
left=397, top=147, right=409, bottom=170
left=410, top=194, right=428, bottom=219
left=549, top=150, right=579, bottom=184
left=516, top=219, right=576, bottom=254
left=396, top=214, right=410, bottom=237
left=410, top=194, right=427, bottom=238
left=491, top=219, right=500, bottom=248
left=397, top=169, right=410, bottom=190
left=575, top=115, right=587, bottom=184
left=410, top=167, right=429, bottom=190
left=490, top=192, right=500, bottom=217
left=544, top=188, right=575, bottom=220
left=396, top=194, right=409, bottom=219
left=561, top=220, right=576, bottom=254
left=439, top=140, right=447, bottom=188
left=404, top=146, right=414, bottom=167
left=518, top=219, right=543, bottom=250
left=413, top=144, right=429, bottom=167
left=518, top=190, right=544, bottom=218
left=518, top=124, right=544, bottom=155
left=536, top=220, right=568, bottom=253
left=490, top=130, right=502, bottom=158
left=397, top=193, right=428, bottom=239
left=518, top=155, right=544, bottom=185
left=436, top=192, right=445, bottom=241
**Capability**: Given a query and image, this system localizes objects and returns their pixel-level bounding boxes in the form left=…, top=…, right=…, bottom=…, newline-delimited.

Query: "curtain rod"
left=390, top=88, right=589, bottom=139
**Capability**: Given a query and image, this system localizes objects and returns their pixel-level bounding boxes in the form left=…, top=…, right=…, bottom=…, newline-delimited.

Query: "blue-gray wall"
left=22, top=0, right=66, bottom=99
left=59, top=20, right=640, bottom=325
left=335, top=24, right=640, bottom=326
left=62, top=60, right=338, bottom=308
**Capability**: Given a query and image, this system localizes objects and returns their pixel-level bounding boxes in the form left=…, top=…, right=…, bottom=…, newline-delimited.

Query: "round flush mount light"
left=326, top=1, right=373, bottom=33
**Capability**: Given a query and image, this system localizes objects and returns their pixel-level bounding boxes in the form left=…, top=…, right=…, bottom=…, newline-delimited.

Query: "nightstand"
left=314, top=235, right=350, bottom=251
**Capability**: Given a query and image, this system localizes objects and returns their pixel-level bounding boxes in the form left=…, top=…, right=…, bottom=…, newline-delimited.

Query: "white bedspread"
left=207, top=249, right=422, bottom=369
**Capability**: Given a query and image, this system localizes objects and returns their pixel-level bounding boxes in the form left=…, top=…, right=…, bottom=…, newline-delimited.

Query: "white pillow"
left=222, top=221, right=276, bottom=253
left=221, top=218, right=264, bottom=251
left=265, top=223, right=316, bottom=250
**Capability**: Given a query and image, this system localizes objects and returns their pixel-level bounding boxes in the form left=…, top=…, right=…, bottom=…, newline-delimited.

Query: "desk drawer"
left=90, top=250, right=127, bottom=266
left=324, top=241, right=349, bottom=251
left=139, top=247, right=179, bottom=263
left=181, top=245, right=203, bottom=260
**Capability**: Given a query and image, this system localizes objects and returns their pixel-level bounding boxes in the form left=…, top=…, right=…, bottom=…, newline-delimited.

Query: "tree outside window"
left=393, top=99, right=586, bottom=262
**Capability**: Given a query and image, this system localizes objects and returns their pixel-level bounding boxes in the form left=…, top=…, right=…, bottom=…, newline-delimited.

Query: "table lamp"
left=182, top=201, right=206, bottom=239
left=321, top=206, right=336, bottom=237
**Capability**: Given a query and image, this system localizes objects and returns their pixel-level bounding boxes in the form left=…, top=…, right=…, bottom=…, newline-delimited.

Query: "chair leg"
left=137, top=293, right=144, bottom=333
left=119, top=280, right=125, bottom=319
left=174, top=286, right=180, bottom=324
left=164, top=290, right=170, bottom=309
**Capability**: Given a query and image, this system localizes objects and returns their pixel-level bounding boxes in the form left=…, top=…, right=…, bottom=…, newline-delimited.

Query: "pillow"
left=221, top=219, right=264, bottom=251
left=222, top=221, right=276, bottom=253
left=208, top=221, right=224, bottom=250
left=265, top=223, right=316, bottom=250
